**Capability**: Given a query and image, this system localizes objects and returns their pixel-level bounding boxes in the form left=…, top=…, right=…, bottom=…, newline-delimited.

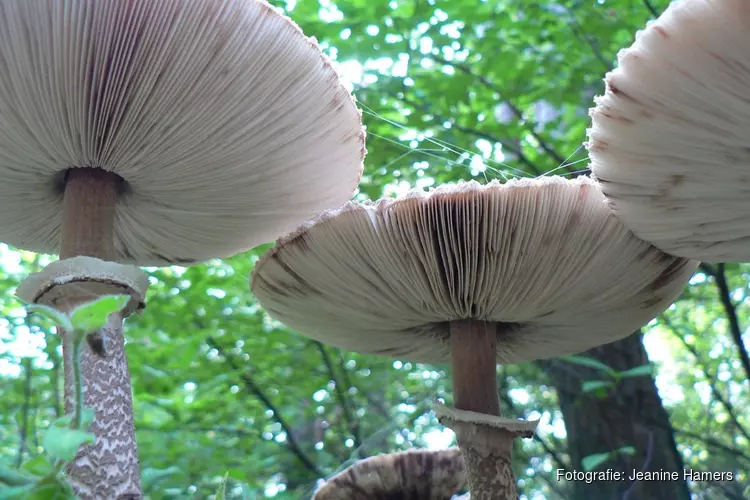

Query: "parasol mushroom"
left=251, top=176, right=698, bottom=499
left=312, top=448, right=467, bottom=500
left=586, top=0, right=750, bottom=262
left=2, top=0, right=365, bottom=498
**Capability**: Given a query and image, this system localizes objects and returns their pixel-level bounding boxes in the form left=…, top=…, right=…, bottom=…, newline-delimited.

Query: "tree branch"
left=642, top=0, right=660, bottom=18
left=379, top=89, right=545, bottom=176
left=15, top=358, right=32, bottom=468
left=673, top=428, right=750, bottom=464
left=206, top=337, right=324, bottom=477
left=497, top=368, right=572, bottom=499
left=335, top=351, right=391, bottom=420
left=712, top=264, right=750, bottom=382
left=313, top=342, right=363, bottom=452
left=29, top=405, right=38, bottom=452
left=549, top=376, right=750, bottom=464
left=51, top=346, right=63, bottom=418
left=662, top=319, right=750, bottom=442
left=566, top=20, right=611, bottom=71
left=427, top=54, right=571, bottom=169
left=699, top=262, right=717, bottom=277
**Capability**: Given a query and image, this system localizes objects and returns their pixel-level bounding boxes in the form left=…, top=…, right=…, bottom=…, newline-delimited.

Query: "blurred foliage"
left=0, top=0, right=748, bottom=499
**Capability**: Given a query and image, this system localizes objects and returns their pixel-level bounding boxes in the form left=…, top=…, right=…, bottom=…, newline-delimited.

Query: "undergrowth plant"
left=0, top=295, right=234, bottom=500
left=0, top=295, right=130, bottom=499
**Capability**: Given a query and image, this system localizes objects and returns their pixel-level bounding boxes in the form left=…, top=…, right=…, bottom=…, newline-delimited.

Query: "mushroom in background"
left=2, top=0, right=365, bottom=497
left=586, top=0, right=750, bottom=262
left=251, top=176, right=697, bottom=499
left=312, top=448, right=467, bottom=500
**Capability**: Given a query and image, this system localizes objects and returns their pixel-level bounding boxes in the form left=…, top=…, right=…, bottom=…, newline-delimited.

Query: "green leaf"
left=581, top=380, right=615, bottom=394
left=0, top=467, right=35, bottom=487
left=581, top=452, right=612, bottom=472
left=24, top=476, right=76, bottom=500
left=21, top=456, right=54, bottom=477
left=47, top=408, right=94, bottom=434
left=142, top=365, right=169, bottom=379
left=0, top=485, right=36, bottom=500
left=560, top=355, right=617, bottom=376
left=27, top=304, right=73, bottom=332
left=141, top=466, right=181, bottom=490
left=215, top=472, right=229, bottom=500
left=617, top=364, right=654, bottom=379
left=48, top=415, right=74, bottom=428
left=43, top=426, right=95, bottom=462
left=614, top=446, right=636, bottom=457
left=79, top=408, right=95, bottom=430
left=70, top=295, right=130, bottom=334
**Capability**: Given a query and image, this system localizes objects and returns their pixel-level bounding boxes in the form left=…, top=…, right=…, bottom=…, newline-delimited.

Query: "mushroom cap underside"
left=312, top=448, right=466, bottom=500
left=0, top=0, right=364, bottom=265
left=587, top=0, right=750, bottom=262
left=251, top=176, right=698, bottom=364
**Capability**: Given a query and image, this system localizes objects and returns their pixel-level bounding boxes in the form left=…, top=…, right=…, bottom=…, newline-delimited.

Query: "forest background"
left=0, top=0, right=748, bottom=499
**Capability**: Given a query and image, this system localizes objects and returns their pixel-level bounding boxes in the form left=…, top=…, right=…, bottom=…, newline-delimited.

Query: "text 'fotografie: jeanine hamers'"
left=557, top=469, right=735, bottom=483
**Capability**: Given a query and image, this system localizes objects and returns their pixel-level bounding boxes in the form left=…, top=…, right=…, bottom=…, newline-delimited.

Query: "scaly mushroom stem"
left=449, top=319, right=518, bottom=500
left=59, top=168, right=142, bottom=499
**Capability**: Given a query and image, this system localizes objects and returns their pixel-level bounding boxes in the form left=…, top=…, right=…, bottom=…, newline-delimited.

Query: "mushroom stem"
left=449, top=319, right=519, bottom=500
left=450, top=319, right=501, bottom=416
left=60, top=168, right=120, bottom=260
left=58, top=168, right=142, bottom=499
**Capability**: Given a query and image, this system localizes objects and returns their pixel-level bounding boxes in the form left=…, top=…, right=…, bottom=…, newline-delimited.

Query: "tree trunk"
left=540, top=331, right=691, bottom=500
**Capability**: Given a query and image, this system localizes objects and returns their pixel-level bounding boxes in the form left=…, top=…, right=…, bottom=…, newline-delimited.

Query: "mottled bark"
left=540, top=331, right=690, bottom=500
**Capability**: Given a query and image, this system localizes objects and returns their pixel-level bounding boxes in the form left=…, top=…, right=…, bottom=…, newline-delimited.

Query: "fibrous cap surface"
left=587, top=0, right=750, bottom=262
left=312, top=448, right=466, bottom=500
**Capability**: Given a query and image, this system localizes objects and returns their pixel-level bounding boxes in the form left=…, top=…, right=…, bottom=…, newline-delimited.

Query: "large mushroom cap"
left=586, top=0, right=750, bottom=262
left=0, top=0, right=364, bottom=266
left=251, top=176, right=698, bottom=364
left=312, top=448, right=466, bottom=500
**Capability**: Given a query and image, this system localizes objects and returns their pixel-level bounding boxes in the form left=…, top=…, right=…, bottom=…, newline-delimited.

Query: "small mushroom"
left=586, top=0, right=750, bottom=262
left=251, top=176, right=697, bottom=499
left=312, top=448, right=467, bottom=500
left=1, top=0, right=364, bottom=498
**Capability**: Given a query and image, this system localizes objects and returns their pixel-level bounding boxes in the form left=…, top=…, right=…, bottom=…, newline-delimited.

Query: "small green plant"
left=215, top=472, right=229, bottom=500
left=581, top=446, right=636, bottom=472
left=560, top=354, right=656, bottom=399
left=0, top=295, right=130, bottom=500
